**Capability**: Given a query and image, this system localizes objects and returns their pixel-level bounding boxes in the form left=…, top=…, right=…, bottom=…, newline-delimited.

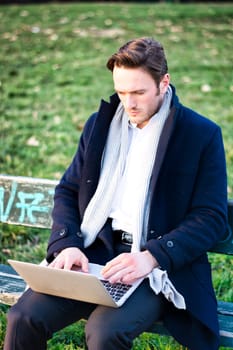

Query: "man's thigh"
left=11, top=288, right=97, bottom=333
left=86, top=279, right=167, bottom=339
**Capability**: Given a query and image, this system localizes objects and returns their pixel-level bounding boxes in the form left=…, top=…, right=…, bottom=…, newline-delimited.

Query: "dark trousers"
left=4, top=279, right=167, bottom=350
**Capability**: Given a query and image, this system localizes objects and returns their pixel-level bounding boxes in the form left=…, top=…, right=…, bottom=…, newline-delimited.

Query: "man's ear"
left=160, top=74, right=170, bottom=94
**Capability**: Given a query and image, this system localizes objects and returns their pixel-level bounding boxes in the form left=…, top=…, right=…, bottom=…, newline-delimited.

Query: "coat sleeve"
left=144, top=124, right=228, bottom=273
left=46, top=114, right=97, bottom=262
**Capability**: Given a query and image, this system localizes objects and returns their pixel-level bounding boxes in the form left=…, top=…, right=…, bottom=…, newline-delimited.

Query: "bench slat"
left=219, top=309, right=233, bottom=347
left=218, top=300, right=233, bottom=316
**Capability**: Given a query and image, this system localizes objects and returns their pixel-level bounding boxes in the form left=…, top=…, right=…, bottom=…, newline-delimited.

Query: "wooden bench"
left=0, top=174, right=233, bottom=348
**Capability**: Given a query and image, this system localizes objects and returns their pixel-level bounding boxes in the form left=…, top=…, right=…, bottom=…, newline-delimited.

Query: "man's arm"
left=46, top=114, right=97, bottom=263
left=144, top=126, right=228, bottom=273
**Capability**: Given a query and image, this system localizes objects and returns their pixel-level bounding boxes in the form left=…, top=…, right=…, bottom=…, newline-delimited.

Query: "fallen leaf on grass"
left=201, top=84, right=211, bottom=92
left=26, top=136, right=40, bottom=147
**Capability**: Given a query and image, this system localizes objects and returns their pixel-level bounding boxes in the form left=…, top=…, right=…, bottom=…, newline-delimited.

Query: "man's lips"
left=128, top=110, right=140, bottom=116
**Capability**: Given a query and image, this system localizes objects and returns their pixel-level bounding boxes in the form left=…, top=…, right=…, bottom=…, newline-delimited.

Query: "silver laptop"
left=8, top=259, right=143, bottom=308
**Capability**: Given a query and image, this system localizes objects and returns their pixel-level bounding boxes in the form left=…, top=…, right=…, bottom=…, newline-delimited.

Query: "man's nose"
left=125, top=95, right=136, bottom=109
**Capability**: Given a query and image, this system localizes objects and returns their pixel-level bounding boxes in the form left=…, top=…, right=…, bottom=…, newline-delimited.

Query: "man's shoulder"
left=172, top=86, right=219, bottom=131
left=81, top=93, right=120, bottom=144
left=84, top=93, right=120, bottom=129
left=178, top=104, right=220, bottom=131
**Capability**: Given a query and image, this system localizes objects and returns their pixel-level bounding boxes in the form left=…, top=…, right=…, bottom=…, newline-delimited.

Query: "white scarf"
left=81, top=86, right=186, bottom=309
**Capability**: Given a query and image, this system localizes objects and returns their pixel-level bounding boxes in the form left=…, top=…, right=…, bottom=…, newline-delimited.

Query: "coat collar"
left=98, top=85, right=178, bottom=192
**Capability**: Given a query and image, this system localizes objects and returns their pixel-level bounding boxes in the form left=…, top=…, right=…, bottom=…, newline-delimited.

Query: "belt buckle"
left=121, top=232, right=133, bottom=245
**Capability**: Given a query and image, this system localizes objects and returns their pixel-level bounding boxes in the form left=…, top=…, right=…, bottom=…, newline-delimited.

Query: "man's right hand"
left=49, top=247, right=89, bottom=272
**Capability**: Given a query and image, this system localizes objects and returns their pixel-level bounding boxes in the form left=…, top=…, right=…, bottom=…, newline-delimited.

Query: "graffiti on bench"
left=0, top=179, right=56, bottom=228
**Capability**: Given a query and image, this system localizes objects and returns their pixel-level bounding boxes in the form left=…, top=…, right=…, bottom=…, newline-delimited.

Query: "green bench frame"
left=0, top=174, right=233, bottom=348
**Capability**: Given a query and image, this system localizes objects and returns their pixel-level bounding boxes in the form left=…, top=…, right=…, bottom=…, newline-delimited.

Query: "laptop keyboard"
left=100, top=280, right=132, bottom=302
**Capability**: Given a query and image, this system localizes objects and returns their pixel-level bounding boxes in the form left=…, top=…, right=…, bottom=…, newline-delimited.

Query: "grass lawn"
left=0, top=2, right=233, bottom=349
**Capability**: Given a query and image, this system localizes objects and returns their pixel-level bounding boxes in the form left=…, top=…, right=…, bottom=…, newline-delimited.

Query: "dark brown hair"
left=106, top=37, right=168, bottom=87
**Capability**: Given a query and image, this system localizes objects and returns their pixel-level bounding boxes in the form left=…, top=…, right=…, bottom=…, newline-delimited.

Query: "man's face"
left=113, top=66, right=170, bottom=129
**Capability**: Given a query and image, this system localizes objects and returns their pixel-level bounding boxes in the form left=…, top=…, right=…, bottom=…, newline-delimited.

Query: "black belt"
left=114, top=230, right=133, bottom=245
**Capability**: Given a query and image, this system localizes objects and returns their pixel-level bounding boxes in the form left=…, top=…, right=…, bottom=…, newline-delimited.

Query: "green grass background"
left=0, top=2, right=233, bottom=349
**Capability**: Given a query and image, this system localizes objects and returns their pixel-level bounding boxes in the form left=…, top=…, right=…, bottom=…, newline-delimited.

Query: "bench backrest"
left=1, top=174, right=233, bottom=255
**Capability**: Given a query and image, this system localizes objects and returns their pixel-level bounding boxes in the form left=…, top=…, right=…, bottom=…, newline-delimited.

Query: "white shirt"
left=109, top=111, right=167, bottom=233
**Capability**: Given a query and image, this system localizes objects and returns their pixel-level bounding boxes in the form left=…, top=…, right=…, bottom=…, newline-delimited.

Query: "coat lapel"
left=149, top=105, right=176, bottom=192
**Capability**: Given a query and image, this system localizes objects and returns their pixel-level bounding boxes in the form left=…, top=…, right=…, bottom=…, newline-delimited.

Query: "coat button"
left=167, top=240, right=174, bottom=248
left=59, top=228, right=66, bottom=237
left=77, top=231, right=82, bottom=238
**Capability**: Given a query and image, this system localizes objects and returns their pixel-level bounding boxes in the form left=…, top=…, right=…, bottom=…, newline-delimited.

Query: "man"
left=4, top=37, right=227, bottom=350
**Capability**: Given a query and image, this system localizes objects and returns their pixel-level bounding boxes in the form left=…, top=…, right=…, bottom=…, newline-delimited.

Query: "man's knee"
left=4, top=303, right=48, bottom=350
left=7, top=304, right=25, bottom=328
left=7, top=301, right=47, bottom=335
left=85, top=313, right=132, bottom=350
left=7, top=304, right=32, bottom=333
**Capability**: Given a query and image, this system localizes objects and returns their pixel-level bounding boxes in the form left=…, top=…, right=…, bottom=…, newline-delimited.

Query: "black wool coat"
left=47, top=86, right=228, bottom=350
